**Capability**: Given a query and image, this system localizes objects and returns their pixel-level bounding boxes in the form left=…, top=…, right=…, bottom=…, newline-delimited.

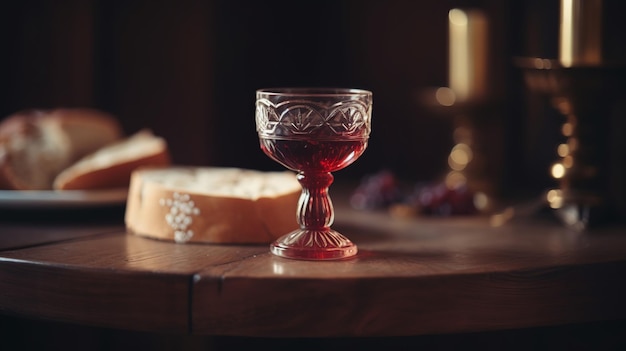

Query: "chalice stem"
left=297, top=172, right=334, bottom=230
left=270, top=171, right=356, bottom=259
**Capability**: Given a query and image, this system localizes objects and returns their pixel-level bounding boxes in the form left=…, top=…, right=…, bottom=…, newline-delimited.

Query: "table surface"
left=1, top=190, right=626, bottom=338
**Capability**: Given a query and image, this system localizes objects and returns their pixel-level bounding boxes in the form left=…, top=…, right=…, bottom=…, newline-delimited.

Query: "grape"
left=351, top=171, right=478, bottom=216
left=409, top=181, right=477, bottom=216
left=350, top=170, right=403, bottom=210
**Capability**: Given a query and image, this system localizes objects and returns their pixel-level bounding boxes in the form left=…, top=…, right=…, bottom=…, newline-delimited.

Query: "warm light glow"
left=532, top=58, right=553, bottom=69
left=448, top=156, right=464, bottom=171
left=448, top=8, right=487, bottom=101
left=448, top=143, right=473, bottom=170
left=559, top=0, right=603, bottom=67
left=272, top=262, right=285, bottom=275
left=445, top=171, right=467, bottom=189
left=560, top=0, right=575, bottom=67
left=551, top=163, right=566, bottom=178
left=547, top=189, right=560, bottom=203
left=449, top=8, right=468, bottom=26
left=557, top=143, right=570, bottom=157
left=473, top=191, right=488, bottom=211
left=562, top=122, right=574, bottom=136
left=547, top=189, right=564, bottom=209
left=435, top=87, right=456, bottom=106
left=563, top=155, right=574, bottom=168
left=554, top=98, right=572, bottom=115
left=490, top=207, right=514, bottom=227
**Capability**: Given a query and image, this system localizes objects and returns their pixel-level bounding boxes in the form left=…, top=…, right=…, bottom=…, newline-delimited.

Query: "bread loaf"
left=0, top=108, right=123, bottom=190
left=54, top=129, right=170, bottom=190
left=125, top=166, right=301, bottom=244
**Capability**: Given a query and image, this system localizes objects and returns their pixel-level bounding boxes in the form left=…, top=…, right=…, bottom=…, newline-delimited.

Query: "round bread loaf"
left=125, top=166, right=301, bottom=244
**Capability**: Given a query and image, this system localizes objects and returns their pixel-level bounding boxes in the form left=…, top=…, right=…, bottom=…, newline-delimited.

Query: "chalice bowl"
left=255, top=88, right=372, bottom=260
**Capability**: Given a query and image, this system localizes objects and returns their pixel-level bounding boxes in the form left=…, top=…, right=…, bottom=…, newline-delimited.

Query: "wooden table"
left=1, top=192, right=626, bottom=349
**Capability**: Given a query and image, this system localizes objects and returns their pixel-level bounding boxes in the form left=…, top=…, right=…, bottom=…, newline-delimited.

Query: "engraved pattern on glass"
left=256, top=99, right=371, bottom=139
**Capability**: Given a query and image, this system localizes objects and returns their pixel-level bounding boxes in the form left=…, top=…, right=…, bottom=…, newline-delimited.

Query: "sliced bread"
left=0, top=108, right=123, bottom=190
left=54, top=129, right=171, bottom=190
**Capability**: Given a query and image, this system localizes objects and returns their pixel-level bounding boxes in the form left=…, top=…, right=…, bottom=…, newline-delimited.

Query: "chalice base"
left=270, top=228, right=358, bottom=260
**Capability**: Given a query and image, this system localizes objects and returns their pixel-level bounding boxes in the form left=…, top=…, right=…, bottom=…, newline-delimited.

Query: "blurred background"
left=1, top=0, right=625, bottom=201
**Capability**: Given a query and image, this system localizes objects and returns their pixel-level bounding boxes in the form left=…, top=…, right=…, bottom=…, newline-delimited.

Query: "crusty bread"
left=0, top=108, right=123, bottom=190
left=125, top=166, right=301, bottom=244
left=54, top=129, right=170, bottom=190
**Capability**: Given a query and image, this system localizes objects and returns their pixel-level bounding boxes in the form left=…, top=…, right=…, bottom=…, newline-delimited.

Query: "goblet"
left=255, top=88, right=372, bottom=260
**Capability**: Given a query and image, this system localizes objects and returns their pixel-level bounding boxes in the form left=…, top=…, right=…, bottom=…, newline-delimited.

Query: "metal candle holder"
left=419, top=88, right=503, bottom=214
left=518, top=58, right=626, bottom=229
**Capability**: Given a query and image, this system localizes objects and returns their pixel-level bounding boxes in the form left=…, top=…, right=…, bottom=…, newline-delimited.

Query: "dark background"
left=1, top=0, right=625, bottom=199
left=2, top=2, right=626, bottom=349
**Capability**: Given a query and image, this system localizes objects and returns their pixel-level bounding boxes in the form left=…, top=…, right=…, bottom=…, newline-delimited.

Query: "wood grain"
left=193, top=257, right=626, bottom=337
left=1, top=204, right=626, bottom=337
left=0, top=231, right=267, bottom=332
left=0, top=211, right=124, bottom=250
left=191, top=212, right=626, bottom=336
left=0, top=257, right=189, bottom=333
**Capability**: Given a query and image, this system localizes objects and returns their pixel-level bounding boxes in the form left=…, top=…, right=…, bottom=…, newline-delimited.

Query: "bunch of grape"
left=349, top=170, right=403, bottom=210
left=350, top=170, right=477, bottom=216
left=406, top=181, right=477, bottom=216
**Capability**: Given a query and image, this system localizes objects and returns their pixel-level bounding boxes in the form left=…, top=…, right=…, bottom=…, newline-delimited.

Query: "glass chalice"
left=255, top=88, right=372, bottom=260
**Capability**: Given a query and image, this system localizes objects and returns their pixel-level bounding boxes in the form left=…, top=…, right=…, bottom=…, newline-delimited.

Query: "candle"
left=448, top=8, right=488, bottom=102
left=559, top=0, right=603, bottom=67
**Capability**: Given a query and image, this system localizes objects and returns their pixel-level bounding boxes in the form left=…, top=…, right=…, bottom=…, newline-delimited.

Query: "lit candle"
left=559, top=0, right=603, bottom=67
left=448, top=8, right=488, bottom=102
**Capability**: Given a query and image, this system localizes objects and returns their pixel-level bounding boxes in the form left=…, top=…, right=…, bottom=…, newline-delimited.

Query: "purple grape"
left=350, top=170, right=403, bottom=210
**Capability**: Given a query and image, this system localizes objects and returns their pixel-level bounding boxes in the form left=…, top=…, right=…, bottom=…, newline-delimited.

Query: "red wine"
left=260, top=138, right=367, bottom=173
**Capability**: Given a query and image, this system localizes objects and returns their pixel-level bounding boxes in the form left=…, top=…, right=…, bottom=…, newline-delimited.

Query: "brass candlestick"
left=413, top=8, right=502, bottom=215
left=418, top=87, right=503, bottom=215
left=518, top=58, right=626, bottom=229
